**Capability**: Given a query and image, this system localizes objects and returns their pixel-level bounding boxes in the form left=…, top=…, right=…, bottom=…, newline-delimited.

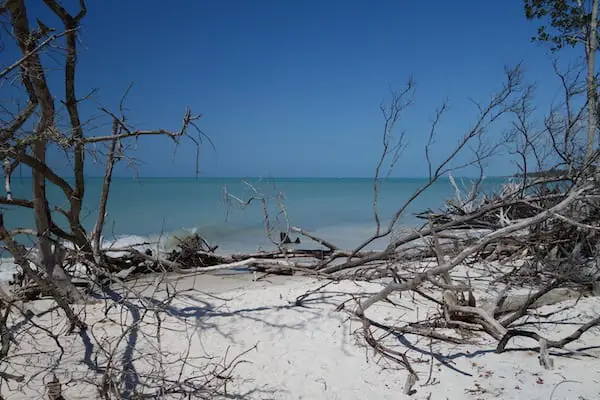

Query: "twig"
left=291, top=226, right=339, bottom=251
left=496, top=316, right=600, bottom=353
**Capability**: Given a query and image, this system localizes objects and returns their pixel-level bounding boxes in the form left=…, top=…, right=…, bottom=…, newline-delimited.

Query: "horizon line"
left=10, top=175, right=513, bottom=180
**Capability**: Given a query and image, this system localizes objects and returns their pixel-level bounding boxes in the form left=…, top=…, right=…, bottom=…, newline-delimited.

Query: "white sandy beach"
left=2, top=263, right=600, bottom=400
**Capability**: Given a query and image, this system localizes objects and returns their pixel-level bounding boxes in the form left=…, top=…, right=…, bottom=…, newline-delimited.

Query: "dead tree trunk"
left=8, top=0, right=85, bottom=303
left=586, top=0, right=598, bottom=161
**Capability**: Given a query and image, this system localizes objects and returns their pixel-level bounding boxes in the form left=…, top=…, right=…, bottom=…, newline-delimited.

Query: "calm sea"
left=0, top=176, right=509, bottom=277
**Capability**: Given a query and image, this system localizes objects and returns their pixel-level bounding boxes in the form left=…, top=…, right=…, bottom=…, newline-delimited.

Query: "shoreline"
left=0, top=226, right=494, bottom=283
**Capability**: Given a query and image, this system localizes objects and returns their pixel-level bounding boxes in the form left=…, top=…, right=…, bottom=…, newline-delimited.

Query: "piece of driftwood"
left=479, top=287, right=589, bottom=318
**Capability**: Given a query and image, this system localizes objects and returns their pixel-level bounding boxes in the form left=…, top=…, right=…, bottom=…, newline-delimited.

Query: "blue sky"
left=17, top=0, right=582, bottom=177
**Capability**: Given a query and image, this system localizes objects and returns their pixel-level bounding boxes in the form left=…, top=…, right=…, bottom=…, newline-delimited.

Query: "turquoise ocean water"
left=1, top=177, right=509, bottom=256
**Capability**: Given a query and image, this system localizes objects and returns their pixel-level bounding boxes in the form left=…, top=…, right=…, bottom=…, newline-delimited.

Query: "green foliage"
left=524, top=0, right=597, bottom=50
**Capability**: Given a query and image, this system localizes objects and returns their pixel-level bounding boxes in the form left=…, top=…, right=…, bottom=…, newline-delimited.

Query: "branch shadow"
left=78, top=328, right=104, bottom=373
left=385, top=330, right=475, bottom=376
left=9, top=305, right=59, bottom=334
left=142, top=290, right=342, bottom=332
left=69, top=279, right=347, bottom=397
left=376, top=323, right=600, bottom=378
left=91, top=287, right=141, bottom=399
left=444, top=343, right=600, bottom=360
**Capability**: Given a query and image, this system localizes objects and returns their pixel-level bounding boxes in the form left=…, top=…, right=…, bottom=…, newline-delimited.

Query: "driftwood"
left=7, top=178, right=599, bottom=382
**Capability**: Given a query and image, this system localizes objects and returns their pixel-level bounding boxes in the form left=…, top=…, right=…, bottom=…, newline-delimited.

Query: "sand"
left=2, top=265, right=600, bottom=399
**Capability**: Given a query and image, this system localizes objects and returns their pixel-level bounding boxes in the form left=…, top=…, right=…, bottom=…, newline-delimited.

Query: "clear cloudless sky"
left=20, top=0, right=581, bottom=178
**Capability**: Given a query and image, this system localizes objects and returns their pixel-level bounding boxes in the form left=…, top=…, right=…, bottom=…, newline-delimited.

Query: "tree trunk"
left=586, top=0, right=598, bottom=162
left=61, top=12, right=89, bottom=250
left=8, top=0, right=85, bottom=304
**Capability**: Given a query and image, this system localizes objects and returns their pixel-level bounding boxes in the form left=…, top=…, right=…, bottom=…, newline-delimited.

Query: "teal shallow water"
left=1, top=176, right=509, bottom=254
